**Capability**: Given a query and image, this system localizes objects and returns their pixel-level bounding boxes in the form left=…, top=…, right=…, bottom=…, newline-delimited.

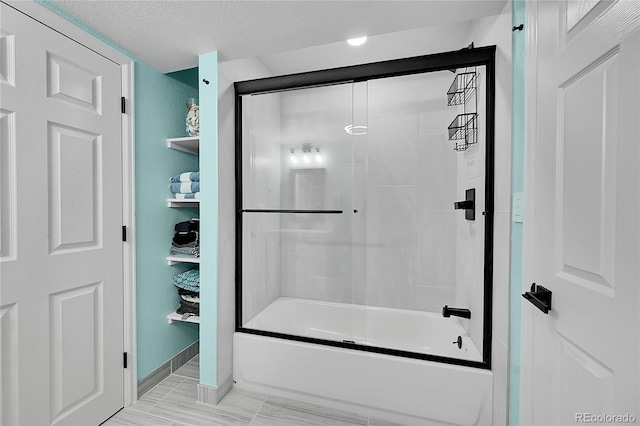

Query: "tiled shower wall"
left=263, top=71, right=486, bottom=326
left=362, top=72, right=460, bottom=312
left=277, top=84, right=354, bottom=304
left=454, top=66, right=488, bottom=351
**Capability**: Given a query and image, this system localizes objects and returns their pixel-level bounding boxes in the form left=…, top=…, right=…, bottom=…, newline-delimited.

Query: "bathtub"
left=244, top=297, right=482, bottom=361
left=234, top=297, right=492, bottom=425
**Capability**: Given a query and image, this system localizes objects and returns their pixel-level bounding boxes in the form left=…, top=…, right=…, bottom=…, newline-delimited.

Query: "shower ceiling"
left=48, top=0, right=507, bottom=73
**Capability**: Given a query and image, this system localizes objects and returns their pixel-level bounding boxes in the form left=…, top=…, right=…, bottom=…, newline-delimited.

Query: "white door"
left=1, top=3, right=124, bottom=425
left=523, top=1, right=640, bottom=425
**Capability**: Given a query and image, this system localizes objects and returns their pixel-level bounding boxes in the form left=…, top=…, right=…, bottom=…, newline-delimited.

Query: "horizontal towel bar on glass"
left=242, top=209, right=343, bottom=214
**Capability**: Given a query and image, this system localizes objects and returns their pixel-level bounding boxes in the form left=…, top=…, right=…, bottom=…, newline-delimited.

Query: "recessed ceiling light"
left=347, top=36, right=367, bottom=46
left=344, top=124, right=368, bottom=135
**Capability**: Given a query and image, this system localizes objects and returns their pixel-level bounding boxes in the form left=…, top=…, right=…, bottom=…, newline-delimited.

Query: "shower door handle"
left=454, top=188, right=475, bottom=220
left=522, top=283, right=552, bottom=314
left=242, top=209, right=343, bottom=214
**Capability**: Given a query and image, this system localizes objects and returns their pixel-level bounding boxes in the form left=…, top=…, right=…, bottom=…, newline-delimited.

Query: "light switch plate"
left=512, top=192, right=524, bottom=223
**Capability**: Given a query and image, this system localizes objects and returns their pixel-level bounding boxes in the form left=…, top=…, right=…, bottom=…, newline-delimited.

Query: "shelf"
left=167, top=136, right=199, bottom=155
left=167, top=198, right=200, bottom=207
left=167, top=255, right=200, bottom=265
left=167, top=312, right=200, bottom=324
left=447, top=71, right=476, bottom=106
left=448, top=113, right=477, bottom=151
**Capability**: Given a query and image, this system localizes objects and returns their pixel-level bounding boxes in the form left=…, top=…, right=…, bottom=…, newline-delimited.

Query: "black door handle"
left=454, top=188, right=475, bottom=220
left=522, top=283, right=552, bottom=314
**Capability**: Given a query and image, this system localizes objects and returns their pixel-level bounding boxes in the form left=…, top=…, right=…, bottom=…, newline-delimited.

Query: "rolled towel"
left=170, top=181, right=200, bottom=194
left=173, top=268, right=200, bottom=292
left=174, top=192, right=200, bottom=200
left=174, top=219, right=199, bottom=233
left=170, top=172, right=199, bottom=183
left=173, top=232, right=197, bottom=245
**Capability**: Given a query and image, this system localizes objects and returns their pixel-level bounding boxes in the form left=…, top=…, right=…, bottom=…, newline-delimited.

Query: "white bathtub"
left=234, top=297, right=492, bottom=425
left=244, top=297, right=482, bottom=361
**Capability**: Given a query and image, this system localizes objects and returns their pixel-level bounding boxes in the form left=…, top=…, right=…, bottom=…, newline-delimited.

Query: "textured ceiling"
left=51, top=0, right=507, bottom=73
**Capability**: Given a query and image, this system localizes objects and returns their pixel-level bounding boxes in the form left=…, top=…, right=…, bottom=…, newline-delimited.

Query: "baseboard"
left=171, top=341, right=200, bottom=373
left=197, top=375, right=233, bottom=406
left=138, top=341, right=199, bottom=398
left=137, top=362, right=171, bottom=398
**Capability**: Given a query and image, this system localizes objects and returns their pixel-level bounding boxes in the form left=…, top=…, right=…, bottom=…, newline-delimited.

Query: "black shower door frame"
left=234, top=45, right=496, bottom=370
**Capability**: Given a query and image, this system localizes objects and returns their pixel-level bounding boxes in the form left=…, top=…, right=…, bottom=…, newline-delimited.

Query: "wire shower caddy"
left=446, top=67, right=478, bottom=151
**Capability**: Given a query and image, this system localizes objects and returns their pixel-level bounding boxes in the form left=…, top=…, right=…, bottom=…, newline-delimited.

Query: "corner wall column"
left=198, top=51, right=222, bottom=403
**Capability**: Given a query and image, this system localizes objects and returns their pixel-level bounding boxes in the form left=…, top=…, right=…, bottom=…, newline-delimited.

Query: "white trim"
left=4, top=0, right=139, bottom=407
left=197, top=378, right=233, bottom=406
left=520, top=1, right=539, bottom=424
left=121, top=61, right=138, bottom=406
left=2, top=0, right=131, bottom=66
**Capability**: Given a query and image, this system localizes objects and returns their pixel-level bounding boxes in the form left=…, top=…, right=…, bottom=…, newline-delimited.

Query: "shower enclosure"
left=235, top=47, right=495, bottom=369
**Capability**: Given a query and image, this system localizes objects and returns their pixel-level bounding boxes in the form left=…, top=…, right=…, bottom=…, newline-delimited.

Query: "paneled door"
left=1, top=3, right=124, bottom=425
left=523, top=1, right=640, bottom=424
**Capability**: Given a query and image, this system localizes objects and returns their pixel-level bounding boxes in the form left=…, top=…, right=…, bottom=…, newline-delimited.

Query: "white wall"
left=467, top=3, right=513, bottom=425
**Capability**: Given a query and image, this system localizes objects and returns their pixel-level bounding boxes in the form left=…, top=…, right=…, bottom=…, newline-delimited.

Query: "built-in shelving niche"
left=166, top=136, right=200, bottom=325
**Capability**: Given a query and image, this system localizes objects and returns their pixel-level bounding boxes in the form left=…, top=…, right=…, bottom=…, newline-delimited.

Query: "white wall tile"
left=418, top=70, right=456, bottom=136
left=351, top=232, right=367, bottom=305
left=376, top=111, right=419, bottom=186
left=308, top=276, right=350, bottom=303
left=454, top=174, right=486, bottom=354
left=367, top=257, right=415, bottom=310
left=217, top=73, right=236, bottom=180
left=416, top=210, right=457, bottom=288
left=369, top=73, right=422, bottom=114
left=415, top=285, right=456, bottom=312
left=378, top=186, right=417, bottom=261
left=417, top=134, right=458, bottom=212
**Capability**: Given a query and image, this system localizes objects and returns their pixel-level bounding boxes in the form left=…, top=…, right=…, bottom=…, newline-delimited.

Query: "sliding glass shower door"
left=235, top=48, right=495, bottom=368
left=239, top=82, right=360, bottom=344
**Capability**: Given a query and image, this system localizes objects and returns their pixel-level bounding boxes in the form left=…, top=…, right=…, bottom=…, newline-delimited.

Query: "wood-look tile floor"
left=103, top=356, right=404, bottom=426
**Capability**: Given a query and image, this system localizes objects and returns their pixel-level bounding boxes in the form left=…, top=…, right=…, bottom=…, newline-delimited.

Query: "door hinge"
left=121, top=96, right=126, bottom=114
left=122, top=225, right=127, bottom=242
left=123, top=352, right=128, bottom=368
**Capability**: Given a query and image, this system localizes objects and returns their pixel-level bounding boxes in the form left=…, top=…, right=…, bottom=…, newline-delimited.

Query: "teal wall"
left=168, top=67, right=199, bottom=90
left=36, top=0, right=201, bottom=382
left=134, top=63, right=201, bottom=381
left=510, top=0, right=527, bottom=424
left=198, top=52, right=219, bottom=388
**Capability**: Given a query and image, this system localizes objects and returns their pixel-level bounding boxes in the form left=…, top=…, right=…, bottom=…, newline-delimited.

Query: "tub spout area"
left=442, top=305, right=471, bottom=319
